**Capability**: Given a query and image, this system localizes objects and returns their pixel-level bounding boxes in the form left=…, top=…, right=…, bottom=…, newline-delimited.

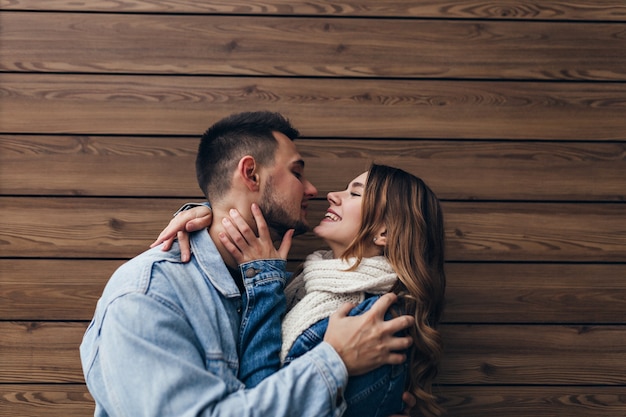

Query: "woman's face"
left=314, top=171, right=368, bottom=256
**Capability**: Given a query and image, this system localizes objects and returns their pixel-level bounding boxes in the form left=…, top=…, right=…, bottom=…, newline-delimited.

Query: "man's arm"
left=325, top=292, right=414, bottom=376
left=89, top=292, right=348, bottom=417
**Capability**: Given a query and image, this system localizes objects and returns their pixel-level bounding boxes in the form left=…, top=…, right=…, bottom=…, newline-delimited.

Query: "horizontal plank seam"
left=3, top=71, right=626, bottom=84
left=3, top=132, right=626, bottom=143
left=2, top=9, right=626, bottom=24
left=4, top=382, right=626, bottom=388
left=2, top=257, right=625, bottom=265
left=3, top=320, right=626, bottom=326
left=440, top=322, right=626, bottom=326
left=0, top=256, right=626, bottom=266
left=1, top=195, right=625, bottom=204
left=2, top=132, right=625, bottom=144
left=435, top=383, right=626, bottom=387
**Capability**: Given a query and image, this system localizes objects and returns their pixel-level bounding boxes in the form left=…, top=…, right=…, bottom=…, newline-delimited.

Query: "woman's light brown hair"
left=343, top=163, right=446, bottom=417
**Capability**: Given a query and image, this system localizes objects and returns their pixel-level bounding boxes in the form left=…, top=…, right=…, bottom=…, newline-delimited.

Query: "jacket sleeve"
left=90, top=291, right=348, bottom=417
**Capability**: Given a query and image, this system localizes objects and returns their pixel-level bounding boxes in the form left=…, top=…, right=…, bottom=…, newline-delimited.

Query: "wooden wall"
left=1, top=1, right=625, bottom=416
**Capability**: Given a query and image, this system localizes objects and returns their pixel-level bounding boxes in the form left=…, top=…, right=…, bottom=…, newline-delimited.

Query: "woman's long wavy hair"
left=342, top=163, right=446, bottom=417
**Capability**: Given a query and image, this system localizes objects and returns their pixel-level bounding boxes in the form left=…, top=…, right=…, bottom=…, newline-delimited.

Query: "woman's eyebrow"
left=350, top=181, right=365, bottom=188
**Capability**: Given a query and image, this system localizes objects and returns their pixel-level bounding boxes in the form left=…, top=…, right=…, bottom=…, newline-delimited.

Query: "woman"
left=153, top=164, right=446, bottom=417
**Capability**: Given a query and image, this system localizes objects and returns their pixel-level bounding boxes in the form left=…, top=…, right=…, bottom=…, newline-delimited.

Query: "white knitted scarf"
left=280, top=250, right=397, bottom=361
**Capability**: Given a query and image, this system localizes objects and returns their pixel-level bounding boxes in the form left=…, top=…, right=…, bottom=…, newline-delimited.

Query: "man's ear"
left=373, top=227, right=387, bottom=247
left=237, top=156, right=260, bottom=192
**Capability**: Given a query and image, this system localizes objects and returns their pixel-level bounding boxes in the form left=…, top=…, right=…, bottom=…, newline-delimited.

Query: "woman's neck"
left=323, top=239, right=382, bottom=260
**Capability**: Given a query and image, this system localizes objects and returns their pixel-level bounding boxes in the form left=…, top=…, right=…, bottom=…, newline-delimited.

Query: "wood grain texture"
left=3, top=13, right=625, bottom=80
left=1, top=2, right=624, bottom=416
left=3, top=136, right=625, bottom=201
left=439, top=324, right=626, bottom=385
left=443, top=263, right=626, bottom=323
left=0, top=259, right=124, bottom=320
left=443, top=202, right=626, bottom=262
left=1, top=198, right=624, bottom=261
left=1, top=385, right=625, bottom=417
left=3, top=260, right=625, bottom=322
left=0, top=135, right=200, bottom=197
left=2, top=74, right=626, bottom=139
left=0, top=322, right=88, bottom=383
left=437, top=386, right=626, bottom=417
left=1, top=384, right=625, bottom=417
left=2, top=322, right=624, bottom=384
left=0, top=385, right=93, bottom=417
left=2, top=0, right=626, bottom=21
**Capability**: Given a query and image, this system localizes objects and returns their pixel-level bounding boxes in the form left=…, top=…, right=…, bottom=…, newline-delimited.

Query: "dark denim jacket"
left=240, top=274, right=408, bottom=417
left=284, top=296, right=408, bottom=417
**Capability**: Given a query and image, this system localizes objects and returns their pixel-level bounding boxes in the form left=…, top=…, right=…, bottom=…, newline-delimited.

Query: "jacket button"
left=245, top=268, right=260, bottom=278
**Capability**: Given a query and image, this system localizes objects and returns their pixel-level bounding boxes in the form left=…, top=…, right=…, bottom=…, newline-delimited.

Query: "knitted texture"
left=281, top=250, right=397, bottom=361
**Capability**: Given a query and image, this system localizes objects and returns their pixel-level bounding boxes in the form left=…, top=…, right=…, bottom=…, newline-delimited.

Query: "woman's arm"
left=150, top=203, right=212, bottom=262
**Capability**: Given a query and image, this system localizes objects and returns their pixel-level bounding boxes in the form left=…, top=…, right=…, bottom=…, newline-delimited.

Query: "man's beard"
left=263, top=205, right=310, bottom=237
left=258, top=179, right=310, bottom=238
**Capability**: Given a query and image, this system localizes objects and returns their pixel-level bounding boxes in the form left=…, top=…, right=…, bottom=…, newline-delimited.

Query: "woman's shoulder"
left=349, top=294, right=405, bottom=319
left=348, top=294, right=381, bottom=316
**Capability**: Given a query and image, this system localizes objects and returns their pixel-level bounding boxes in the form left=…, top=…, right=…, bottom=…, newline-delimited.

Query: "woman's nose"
left=327, top=191, right=340, bottom=205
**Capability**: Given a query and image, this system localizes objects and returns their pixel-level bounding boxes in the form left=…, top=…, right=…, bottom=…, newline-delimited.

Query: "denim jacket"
left=284, top=296, right=407, bottom=417
left=80, top=229, right=348, bottom=417
left=239, top=285, right=407, bottom=417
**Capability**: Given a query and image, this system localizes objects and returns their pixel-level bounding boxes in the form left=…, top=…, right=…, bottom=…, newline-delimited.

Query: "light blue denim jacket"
left=80, top=228, right=348, bottom=417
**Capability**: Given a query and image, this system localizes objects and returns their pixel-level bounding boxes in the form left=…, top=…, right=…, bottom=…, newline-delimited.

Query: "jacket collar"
left=190, top=228, right=241, bottom=298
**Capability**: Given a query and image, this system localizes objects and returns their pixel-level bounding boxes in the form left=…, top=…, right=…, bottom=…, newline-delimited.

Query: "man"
left=80, top=111, right=414, bottom=417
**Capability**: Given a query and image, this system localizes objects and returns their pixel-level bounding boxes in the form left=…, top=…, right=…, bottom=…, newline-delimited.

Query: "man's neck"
left=204, top=224, right=245, bottom=292
left=206, top=204, right=254, bottom=287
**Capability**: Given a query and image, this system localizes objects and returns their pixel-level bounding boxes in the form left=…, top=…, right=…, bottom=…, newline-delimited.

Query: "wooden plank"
left=0, top=384, right=93, bottom=417
left=439, top=324, right=626, bottom=385
left=442, top=263, right=626, bottom=323
left=3, top=0, right=626, bottom=21
left=300, top=140, right=626, bottom=202
left=1, top=198, right=624, bottom=261
left=2, top=322, right=624, bottom=384
left=2, top=136, right=625, bottom=201
left=0, top=135, right=200, bottom=198
left=0, top=259, right=124, bottom=320
left=2, top=74, right=626, bottom=140
left=437, top=386, right=626, bottom=417
left=3, top=13, right=625, bottom=81
left=0, top=322, right=87, bottom=383
left=0, top=384, right=624, bottom=417
left=3, top=260, right=625, bottom=322
left=0, top=197, right=191, bottom=259
left=443, top=202, right=626, bottom=262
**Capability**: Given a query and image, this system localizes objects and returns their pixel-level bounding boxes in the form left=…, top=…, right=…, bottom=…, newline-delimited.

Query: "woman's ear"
left=237, top=156, right=260, bottom=191
left=373, top=227, right=387, bottom=247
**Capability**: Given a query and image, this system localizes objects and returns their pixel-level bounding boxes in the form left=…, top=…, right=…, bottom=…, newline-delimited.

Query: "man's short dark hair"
left=196, top=111, right=300, bottom=200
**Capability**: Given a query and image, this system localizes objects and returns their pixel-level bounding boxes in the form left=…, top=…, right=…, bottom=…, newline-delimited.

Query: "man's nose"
left=304, top=179, right=318, bottom=198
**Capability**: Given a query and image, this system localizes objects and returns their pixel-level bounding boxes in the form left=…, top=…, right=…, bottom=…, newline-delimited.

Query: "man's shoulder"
left=103, top=246, right=188, bottom=298
left=113, top=245, right=180, bottom=275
